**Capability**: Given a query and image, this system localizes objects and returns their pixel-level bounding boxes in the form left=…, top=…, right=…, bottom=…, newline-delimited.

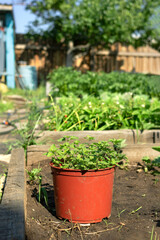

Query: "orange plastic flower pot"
left=50, top=163, right=115, bottom=223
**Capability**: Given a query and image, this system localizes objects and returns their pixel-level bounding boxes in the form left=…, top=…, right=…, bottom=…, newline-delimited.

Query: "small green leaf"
left=152, top=146, right=160, bottom=152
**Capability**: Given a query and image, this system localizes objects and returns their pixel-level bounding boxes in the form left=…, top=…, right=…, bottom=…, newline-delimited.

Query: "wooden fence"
left=15, top=44, right=66, bottom=82
left=15, top=42, right=160, bottom=82
left=94, top=43, right=160, bottom=75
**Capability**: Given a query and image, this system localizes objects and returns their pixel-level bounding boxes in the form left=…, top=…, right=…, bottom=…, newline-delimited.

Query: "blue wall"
left=5, top=13, right=15, bottom=88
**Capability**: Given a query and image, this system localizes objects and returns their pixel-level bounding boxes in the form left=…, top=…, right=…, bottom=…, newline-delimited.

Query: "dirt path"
left=0, top=110, right=27, bottom=203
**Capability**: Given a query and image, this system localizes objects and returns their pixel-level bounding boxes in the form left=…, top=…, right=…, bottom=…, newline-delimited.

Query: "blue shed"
left=0, top=4, right=15, bottom=88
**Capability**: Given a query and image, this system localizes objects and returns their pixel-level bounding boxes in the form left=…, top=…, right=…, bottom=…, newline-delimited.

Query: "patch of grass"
left=4, top=86, right=46, bottom=101
left=8, top=101, right=42, bottom=161
left=0, top=100, right=13, bottom=113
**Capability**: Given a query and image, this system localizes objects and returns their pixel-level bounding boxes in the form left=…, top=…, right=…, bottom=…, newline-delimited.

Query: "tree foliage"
left=26, top=0, right=159, bottom=48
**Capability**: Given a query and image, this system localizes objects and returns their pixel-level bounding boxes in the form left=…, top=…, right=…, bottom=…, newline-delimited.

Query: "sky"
left=0, top=0, right=36, bottom=33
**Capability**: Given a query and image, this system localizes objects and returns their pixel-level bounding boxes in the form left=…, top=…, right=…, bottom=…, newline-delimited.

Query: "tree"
left=25, top=0, right=159, bottom=67
left=149, top=6, right=160, bottom=51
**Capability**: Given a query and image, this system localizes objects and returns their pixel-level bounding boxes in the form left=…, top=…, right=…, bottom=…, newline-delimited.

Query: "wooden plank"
left=35, top=129, right=160, bottom=146
left=28, top=144, right=51, bottom=152
left=0, top=148, right=25, bottom=240
left=35, top=130, right=138, bottom=145
left=128, top=56, right=133, bottom=72
left=27, top=152, right=51, bottom=166
left=97, top=50, right=160, bottom=57
left=123, top=143, right=160, bottom=164
left=156, top=56, right=160, bottom=74
left=28, top=142, right=160, bottom=152
left=150, top=57, right=154, bottom=74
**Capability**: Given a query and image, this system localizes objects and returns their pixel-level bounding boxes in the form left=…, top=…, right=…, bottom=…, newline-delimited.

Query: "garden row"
left=44, top=94, right=160, bottom=131
left=48, top=67, right=160, bottom=98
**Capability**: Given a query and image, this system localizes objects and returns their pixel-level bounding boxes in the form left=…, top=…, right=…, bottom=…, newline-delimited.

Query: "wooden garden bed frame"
left=1, top=129, right=160, bottom=239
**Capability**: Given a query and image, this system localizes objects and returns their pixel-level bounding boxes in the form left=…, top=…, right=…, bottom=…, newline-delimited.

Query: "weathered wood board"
left=35, top=130, right=160, bottom=145
left=0, top=148, right=25, bottom=240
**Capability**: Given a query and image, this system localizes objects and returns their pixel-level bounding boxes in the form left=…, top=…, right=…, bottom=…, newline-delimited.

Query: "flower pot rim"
left=49, top=162, right=115, bottom=172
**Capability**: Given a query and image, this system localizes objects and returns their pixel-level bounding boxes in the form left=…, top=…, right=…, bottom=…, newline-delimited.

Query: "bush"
left=47, top=67, right=160, bottom=98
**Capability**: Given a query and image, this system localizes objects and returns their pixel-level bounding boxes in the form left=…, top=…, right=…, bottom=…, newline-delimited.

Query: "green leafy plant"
left=48, top=67, right=160, bottom=99
left=142, top=146, right=160, bottom=175
left=26, top=166, right=42, bottom=183
left=26, top=166, right=48, bottom=206
left=45, top=94, right=160, bottom=131
left=0, top=100, right=13, bottom=113
left=45, top=136, right=127, bottom=170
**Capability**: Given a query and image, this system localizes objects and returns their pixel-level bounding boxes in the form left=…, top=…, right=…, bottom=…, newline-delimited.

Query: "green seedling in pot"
left=45, top=136, right=127, bottom=170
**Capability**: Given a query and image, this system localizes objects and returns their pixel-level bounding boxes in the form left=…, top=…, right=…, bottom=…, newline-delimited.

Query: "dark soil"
left=25, top=160, right=160, bottom=240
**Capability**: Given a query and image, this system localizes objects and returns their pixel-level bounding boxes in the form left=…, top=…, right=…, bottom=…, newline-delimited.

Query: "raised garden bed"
left=0, top=149, right=25, bottom=240
left=25, top=159, right=160, bottom=240
left=25, top=131, right=160, bottom=239
left=1, top=130, right=160, bottom=240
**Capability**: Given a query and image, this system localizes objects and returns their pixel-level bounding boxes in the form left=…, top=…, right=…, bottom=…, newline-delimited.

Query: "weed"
left=142, top=147, right=160, bottom=175
left=154, top=178, right=159, bottom=184
left=117, top=208, right=126, bottom=219
left=26, top=165, right=42, bottom=183
left=40, top=187, right=49, bottom=207
left=129, top=206, right=142, bottom=214
left=26, top=166, right=49, bottom=207
left=150, top=226, right=160, bottom=240
left=103, top=219, right=114, bottom=227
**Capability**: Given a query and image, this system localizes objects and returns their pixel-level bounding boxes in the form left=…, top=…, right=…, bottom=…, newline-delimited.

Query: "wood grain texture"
left=35, top=130, right=160, bottom=146
left=0, top=148, right=25, bottom=240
